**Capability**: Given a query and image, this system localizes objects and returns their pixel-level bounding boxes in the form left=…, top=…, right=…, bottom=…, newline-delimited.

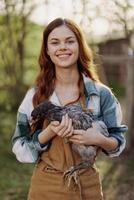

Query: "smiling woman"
left=47, top=25, right=79, bottom=69
left=11, top=18, right=127, bottom=200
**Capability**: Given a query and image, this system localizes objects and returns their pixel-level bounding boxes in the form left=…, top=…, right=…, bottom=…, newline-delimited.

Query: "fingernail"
left=53, top=121, right=59, bottom=125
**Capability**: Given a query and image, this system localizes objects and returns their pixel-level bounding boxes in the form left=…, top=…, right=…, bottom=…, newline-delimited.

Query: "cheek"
left=47, top=47, right=55, bottom=58
left=48, top=54, right=56, bottom=63
left=47, top=46, right=53, bottom=56
left=47, top=47, right=57, bottom=64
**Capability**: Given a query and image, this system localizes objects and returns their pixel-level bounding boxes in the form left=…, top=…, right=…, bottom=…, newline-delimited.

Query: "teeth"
left=58, top=54, right=70, bottom=58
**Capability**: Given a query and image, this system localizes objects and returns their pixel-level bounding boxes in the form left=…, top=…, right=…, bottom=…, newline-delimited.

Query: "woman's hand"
left=68, top=122, right=119, bottom=152
left=68, top=122, right=104, bottom=145
left=49, top=113, right=74, bottom=138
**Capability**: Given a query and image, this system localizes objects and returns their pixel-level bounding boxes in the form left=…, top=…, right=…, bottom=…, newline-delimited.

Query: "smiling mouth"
left=57, top=54, right=72, bottom=58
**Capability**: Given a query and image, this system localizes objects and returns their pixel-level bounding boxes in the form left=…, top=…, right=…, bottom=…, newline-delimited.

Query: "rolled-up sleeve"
left=12, top=112, right=50, bottom=163
left=100, top=87, right=127, bottom=157
left=12, top=88, right=50, bottom=163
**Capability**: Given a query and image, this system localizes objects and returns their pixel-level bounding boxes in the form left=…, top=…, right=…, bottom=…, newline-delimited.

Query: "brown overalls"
left=28, top=87, right=103, bottom=200
left=28, top=130, right=103, bottom=200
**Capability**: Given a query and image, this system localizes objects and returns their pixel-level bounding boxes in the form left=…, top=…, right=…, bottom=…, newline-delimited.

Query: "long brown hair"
left=33, top=18, right=99, bottom=107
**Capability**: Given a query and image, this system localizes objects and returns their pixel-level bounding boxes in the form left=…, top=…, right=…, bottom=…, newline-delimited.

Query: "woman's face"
left=47, top=25, right=79, bottom=69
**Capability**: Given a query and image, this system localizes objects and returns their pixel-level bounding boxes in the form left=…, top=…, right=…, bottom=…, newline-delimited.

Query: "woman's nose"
left=59, top=42, right=67, bottom=50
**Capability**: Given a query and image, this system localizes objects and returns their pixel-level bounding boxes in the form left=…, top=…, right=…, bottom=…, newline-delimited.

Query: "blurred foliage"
left=0, top=136, right=34, bottom=200
left=0, top=13, right=42, bottom=197
left=109, top=80, right=125, bottom=98
left=0, top=13, right=44, bottom=112
left=0, top=12, right=45, bottom=146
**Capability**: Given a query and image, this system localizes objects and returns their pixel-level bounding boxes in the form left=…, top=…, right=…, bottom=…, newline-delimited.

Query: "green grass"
left=0, top=138, right=34, bottom=200
left=0, top=112, right=34, bottom=200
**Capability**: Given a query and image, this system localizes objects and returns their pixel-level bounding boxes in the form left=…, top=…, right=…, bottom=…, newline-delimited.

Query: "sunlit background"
left=30, top=0, right=110, bottom=36
left=29, top=0, right=134, bottom=37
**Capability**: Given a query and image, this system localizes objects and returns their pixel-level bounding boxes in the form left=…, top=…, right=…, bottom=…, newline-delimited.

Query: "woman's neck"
left=55, top=68, right=80, bottom=87
left=54, top=68, right=81, bottom=106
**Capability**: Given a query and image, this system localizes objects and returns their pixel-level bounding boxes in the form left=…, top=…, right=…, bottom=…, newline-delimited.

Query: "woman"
left=12, top=18, right=127, bottom=200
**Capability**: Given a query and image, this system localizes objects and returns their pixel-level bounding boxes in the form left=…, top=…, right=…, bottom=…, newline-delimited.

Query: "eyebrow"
left=49, top=36, right=76, bottom=41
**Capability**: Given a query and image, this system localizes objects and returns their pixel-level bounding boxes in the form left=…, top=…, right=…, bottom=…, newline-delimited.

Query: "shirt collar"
left=82, top=74, right=100, bottom=97
left=49, top=91, right=61, bottom=105
left=50, top=74, right=100, bottom=103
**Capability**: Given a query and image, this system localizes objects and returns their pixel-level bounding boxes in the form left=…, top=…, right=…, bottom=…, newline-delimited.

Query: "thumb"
left=51, top=121, right=60, bottom=126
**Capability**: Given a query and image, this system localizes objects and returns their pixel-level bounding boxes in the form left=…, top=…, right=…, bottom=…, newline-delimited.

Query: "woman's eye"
left=67, top=40, right=75, bottom=44
left=51, top=42, right=59, bottom=45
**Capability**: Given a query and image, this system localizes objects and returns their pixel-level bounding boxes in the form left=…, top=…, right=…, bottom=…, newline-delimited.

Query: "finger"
left=52, top=116, right=66, bottom=135
left=68, top=138, right=81, bottom=144
left=66, top=126, right=74, bottom=137
left=59, top=114, right=71, bottom=136
left=58, top=115, right=66, bottom=131
left=51, top=121, right=60, bottom=126
left=57, top=115, right=68, bottom=136
left=69, top=134, right=81, bottom=140
left=69, top=134, right=83, bottom=144
left=62, top=118, right=73, bottom=137
left=69, top=135, right=78, bottom=140
left=73, top=130, right=83, bottom=135
left=64, top=113, right=69, bottom=127
left=68, top=118, right=73, bottom=131
left=63, top=114, right=69, bottom=127
left=59, top=126, right=71, bottom=137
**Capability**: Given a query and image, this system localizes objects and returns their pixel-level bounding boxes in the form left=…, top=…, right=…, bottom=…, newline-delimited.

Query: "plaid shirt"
left=12, top=74, right=127, bottom=163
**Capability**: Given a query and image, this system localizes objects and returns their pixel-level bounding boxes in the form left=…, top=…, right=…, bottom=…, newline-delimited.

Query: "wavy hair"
left=33, top=18, right=99, bottom=107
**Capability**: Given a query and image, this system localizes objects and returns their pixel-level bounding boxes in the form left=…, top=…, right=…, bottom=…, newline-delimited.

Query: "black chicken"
left=31, top=101, right=109, bottom=178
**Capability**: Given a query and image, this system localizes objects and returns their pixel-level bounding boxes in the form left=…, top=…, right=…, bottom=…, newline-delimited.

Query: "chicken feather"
left=31, top=101, right=109, bottom=165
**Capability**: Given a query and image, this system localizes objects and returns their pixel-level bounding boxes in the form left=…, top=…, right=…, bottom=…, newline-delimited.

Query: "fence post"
left=125, top=52, right=134, bottom=150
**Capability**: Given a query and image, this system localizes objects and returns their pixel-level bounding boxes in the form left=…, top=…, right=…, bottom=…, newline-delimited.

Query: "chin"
left=56, top=61, right=77, bottom=69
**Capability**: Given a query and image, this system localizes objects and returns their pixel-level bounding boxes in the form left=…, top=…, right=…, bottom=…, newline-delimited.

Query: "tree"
left=0, top=0, right=36, bottom=111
